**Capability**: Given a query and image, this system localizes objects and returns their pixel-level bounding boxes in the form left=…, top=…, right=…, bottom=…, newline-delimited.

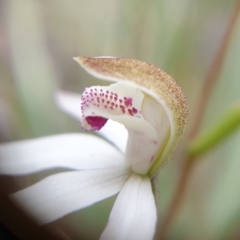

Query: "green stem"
left=189, top=102, right=240, bottom=157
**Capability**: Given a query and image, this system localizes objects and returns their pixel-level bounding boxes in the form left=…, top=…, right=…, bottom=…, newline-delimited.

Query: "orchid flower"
left=0, top=57, right=188, bottom=240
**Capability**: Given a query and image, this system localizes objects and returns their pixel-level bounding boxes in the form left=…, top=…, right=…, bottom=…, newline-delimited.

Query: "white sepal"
left=100, top=173, right=157, bottom=240
left=11, top=167, right=130, bottom=225
left=0, top=134, right=125, bottom=175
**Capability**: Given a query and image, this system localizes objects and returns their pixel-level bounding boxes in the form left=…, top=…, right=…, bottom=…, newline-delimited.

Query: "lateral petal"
left=55, top=91, right=82, bottom=120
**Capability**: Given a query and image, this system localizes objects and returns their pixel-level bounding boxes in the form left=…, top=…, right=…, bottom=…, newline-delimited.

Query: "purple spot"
left=128, top=109, right=133, bottom=115
left=124, top=97, right=132, bottom=107
left=86, top=116, right=108, bottom=131
left=132, top=107, right=137, bottom=114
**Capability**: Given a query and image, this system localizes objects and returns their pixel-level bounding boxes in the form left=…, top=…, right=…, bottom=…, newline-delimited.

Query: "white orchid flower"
left=0, top=57, right=188, bottom=240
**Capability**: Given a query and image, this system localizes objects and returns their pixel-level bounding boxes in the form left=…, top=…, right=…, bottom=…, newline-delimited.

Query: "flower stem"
left=155, top=1, right=240, bottom=239
left=189, top=102, right=240, bottom=157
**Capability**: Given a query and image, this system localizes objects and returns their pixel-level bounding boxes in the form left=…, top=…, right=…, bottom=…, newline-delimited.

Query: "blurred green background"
left=0, top=0, right=240, bottom=239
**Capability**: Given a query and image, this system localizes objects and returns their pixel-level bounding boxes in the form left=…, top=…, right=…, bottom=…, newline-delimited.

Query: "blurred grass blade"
left=6, top=0, right=62, bottom=136
left=189, top=101, right=240, bottom=157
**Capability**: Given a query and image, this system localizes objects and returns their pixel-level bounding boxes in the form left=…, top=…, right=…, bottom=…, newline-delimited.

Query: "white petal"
left=99, top=120, right=127, bottom=152
left=100, top=173, right=157, bottom=240
left=0, top=134, right=125, bottom=175
left=55, top=91, right=82, bottom=120
left=11, top=167, right=130, bottom=224
left=56, top=91, right=128, bottom=152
